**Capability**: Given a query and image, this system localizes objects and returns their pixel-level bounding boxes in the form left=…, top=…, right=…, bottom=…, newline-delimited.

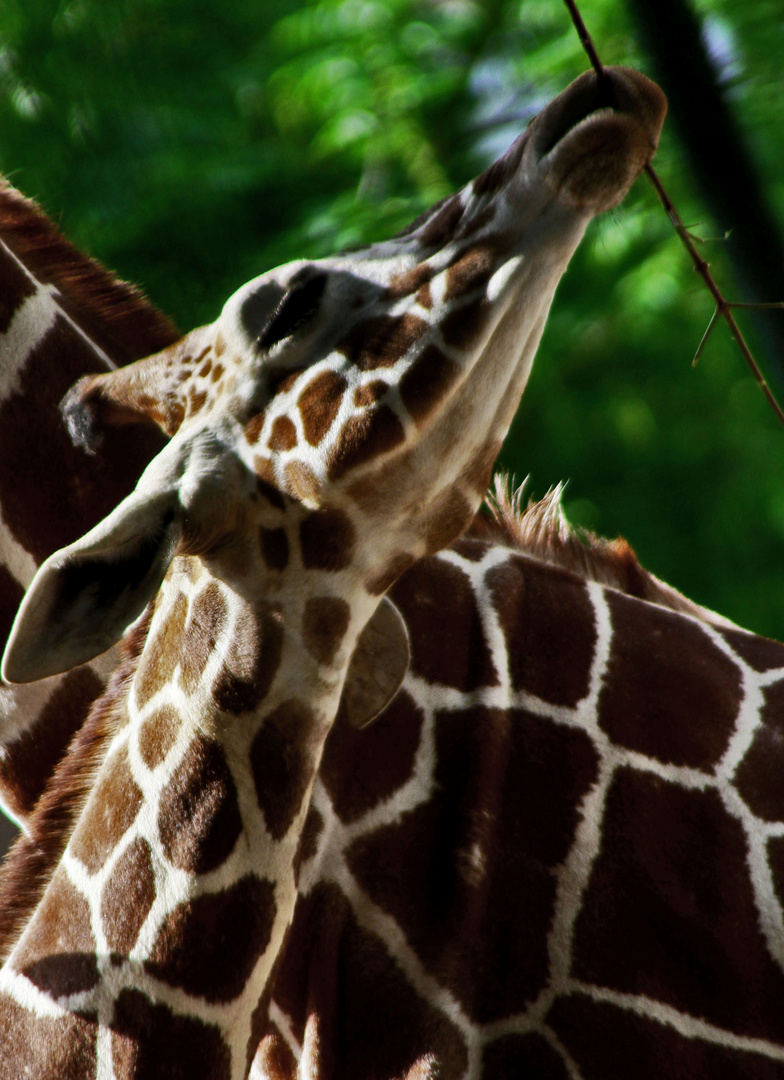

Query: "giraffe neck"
left=2, top=528, right=381, bottom=1079
left=0, top=178, right=176, bottom=827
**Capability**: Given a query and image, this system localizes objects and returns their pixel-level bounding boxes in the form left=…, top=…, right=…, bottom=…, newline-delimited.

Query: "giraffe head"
left=2, top=67, right=665, bottom=687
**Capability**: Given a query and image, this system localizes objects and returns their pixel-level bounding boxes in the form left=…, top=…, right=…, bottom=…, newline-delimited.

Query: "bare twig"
left=562, top=0, right=784, bottom=430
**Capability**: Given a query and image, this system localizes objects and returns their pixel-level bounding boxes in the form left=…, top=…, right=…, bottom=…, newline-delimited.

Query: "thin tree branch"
left=562, top=0, right=784, bottom=430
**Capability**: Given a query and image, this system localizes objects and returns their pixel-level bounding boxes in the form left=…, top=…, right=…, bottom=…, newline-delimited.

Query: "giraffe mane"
left=0, top=614, right=150, bottom=961
left=0, top=177, right=179, bottom=365
left=473, top=473, right=737, bottom=629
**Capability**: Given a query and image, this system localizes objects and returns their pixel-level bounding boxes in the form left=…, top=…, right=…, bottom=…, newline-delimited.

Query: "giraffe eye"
left=258, top=270, right=328, bottom=350
left=239, top=282, right=285, bottom=342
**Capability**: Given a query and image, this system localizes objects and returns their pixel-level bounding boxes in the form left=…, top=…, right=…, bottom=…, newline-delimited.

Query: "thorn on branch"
left=693, top=308, right=719, bottom=367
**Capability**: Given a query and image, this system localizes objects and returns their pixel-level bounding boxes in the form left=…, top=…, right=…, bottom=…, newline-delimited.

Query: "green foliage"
left=1, top=0, right=784, bottom=635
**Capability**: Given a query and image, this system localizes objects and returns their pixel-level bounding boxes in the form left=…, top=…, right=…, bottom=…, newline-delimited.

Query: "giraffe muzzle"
left=530, top=66, right=667, bottom=214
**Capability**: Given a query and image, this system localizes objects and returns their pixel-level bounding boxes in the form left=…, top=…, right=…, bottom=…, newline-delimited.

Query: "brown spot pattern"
left=0, top=663, right=102, bottom=820
left=260, top=526, right=289, bottom=571
left=272, top=882, right=468, bottom=1080
left=14, top=868, right=99, bottom=996
left=418, top=194, right=465, bottom=247
left=179, top=582, right=228, bottom=695
left=145, top=874, right=276, bottom=1002
left=399, top=344, right=461, bottom=426
left=353, top=380, right=388, bottom=408
left=302, top=596, right=351, bottom=665
left=254, top=1030, right=299, bottom=1080
left=245, top=412, right=264, bottom=444
left=386, top=263, right=433, bottom=299
left=110, top=988, right=231, bottom=1080
left=296, top=806, right=325, bottom=874
left=251, top=698, right=319, bottom=841
left=327, top=406, right=406, bottom=479
left=416, top=282, right=433, bottom=309
left=346, top=706, right=598, bottom=1023
left=321, top=688, right=424, bottom=824
left=213, top=599, right=284, bottom=714
left=441, top=298, right=490, bottom=350
left=737, top=680, right=784, bottom=820
left=298, top=369, right=347, bottom=445
left=769, top=836, right=784, bottom=911
left=134, top=593, right=189, bottom=709
left=138, top=704, right=181, bottom=769
left=158, top=733, right=242, bottom=874
left=573, top=769, right=784, bottom=1040
left=337, top=313, right=428, bottom=371
left=549, top=994, right=784, bottom=1080
left=721, top=627, right=784, bottom=672
left=0, top=998, right=97, bottom=1079
left=101, top=837, right=156, bottom=953
left=188, top=388, right=207, bottom=415
left=269, top=415, right=297, bottom=451
left=0, top=314, right=164, bottom=563
left=599, top=589, right=742, bottom=767
left=0, top=563, right=23, bottom=649
left=487, top=554, right=596, bottom=706
left=391, top=555, right=498, bottom=691
left=482, top=1033, right=570, bottom=1079
left=300, top=508, right=356, bottom=571
left=71, top=745, right=143, bottom=873
left=444, top=246, right=494, bottom=300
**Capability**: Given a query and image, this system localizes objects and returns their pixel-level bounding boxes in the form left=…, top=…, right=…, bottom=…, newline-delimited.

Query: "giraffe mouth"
left=535, top=67, right=664, bottom=158
left=531, top=67, right=667, bottom=210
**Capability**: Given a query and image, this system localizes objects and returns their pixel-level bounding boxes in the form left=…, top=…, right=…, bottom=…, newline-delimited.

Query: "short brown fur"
left=0, top=613, right=151, bottom=960
left=0, top=180, right=178, bottom=363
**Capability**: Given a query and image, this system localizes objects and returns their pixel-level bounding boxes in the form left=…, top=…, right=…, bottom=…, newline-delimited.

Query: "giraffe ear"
left=1, top=491, right=181, bottom=684
left=337, top=597, right=410, bottom=729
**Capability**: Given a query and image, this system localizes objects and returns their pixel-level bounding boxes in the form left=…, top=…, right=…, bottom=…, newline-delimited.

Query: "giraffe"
left=258, top=480, right=784, bottom=1080
left=0, top=65, right=668, bottom=1078
left=0, top=177, right=176, bottom=837
left=1, top=60, right=784, bottom=1080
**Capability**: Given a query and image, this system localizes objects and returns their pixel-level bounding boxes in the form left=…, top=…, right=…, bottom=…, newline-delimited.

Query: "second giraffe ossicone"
left=0, top=69, right=666, bottom=1078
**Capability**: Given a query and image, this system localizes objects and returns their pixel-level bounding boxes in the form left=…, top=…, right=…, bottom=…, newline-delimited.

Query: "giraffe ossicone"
left=0, top=67, right=667, bottom=1080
